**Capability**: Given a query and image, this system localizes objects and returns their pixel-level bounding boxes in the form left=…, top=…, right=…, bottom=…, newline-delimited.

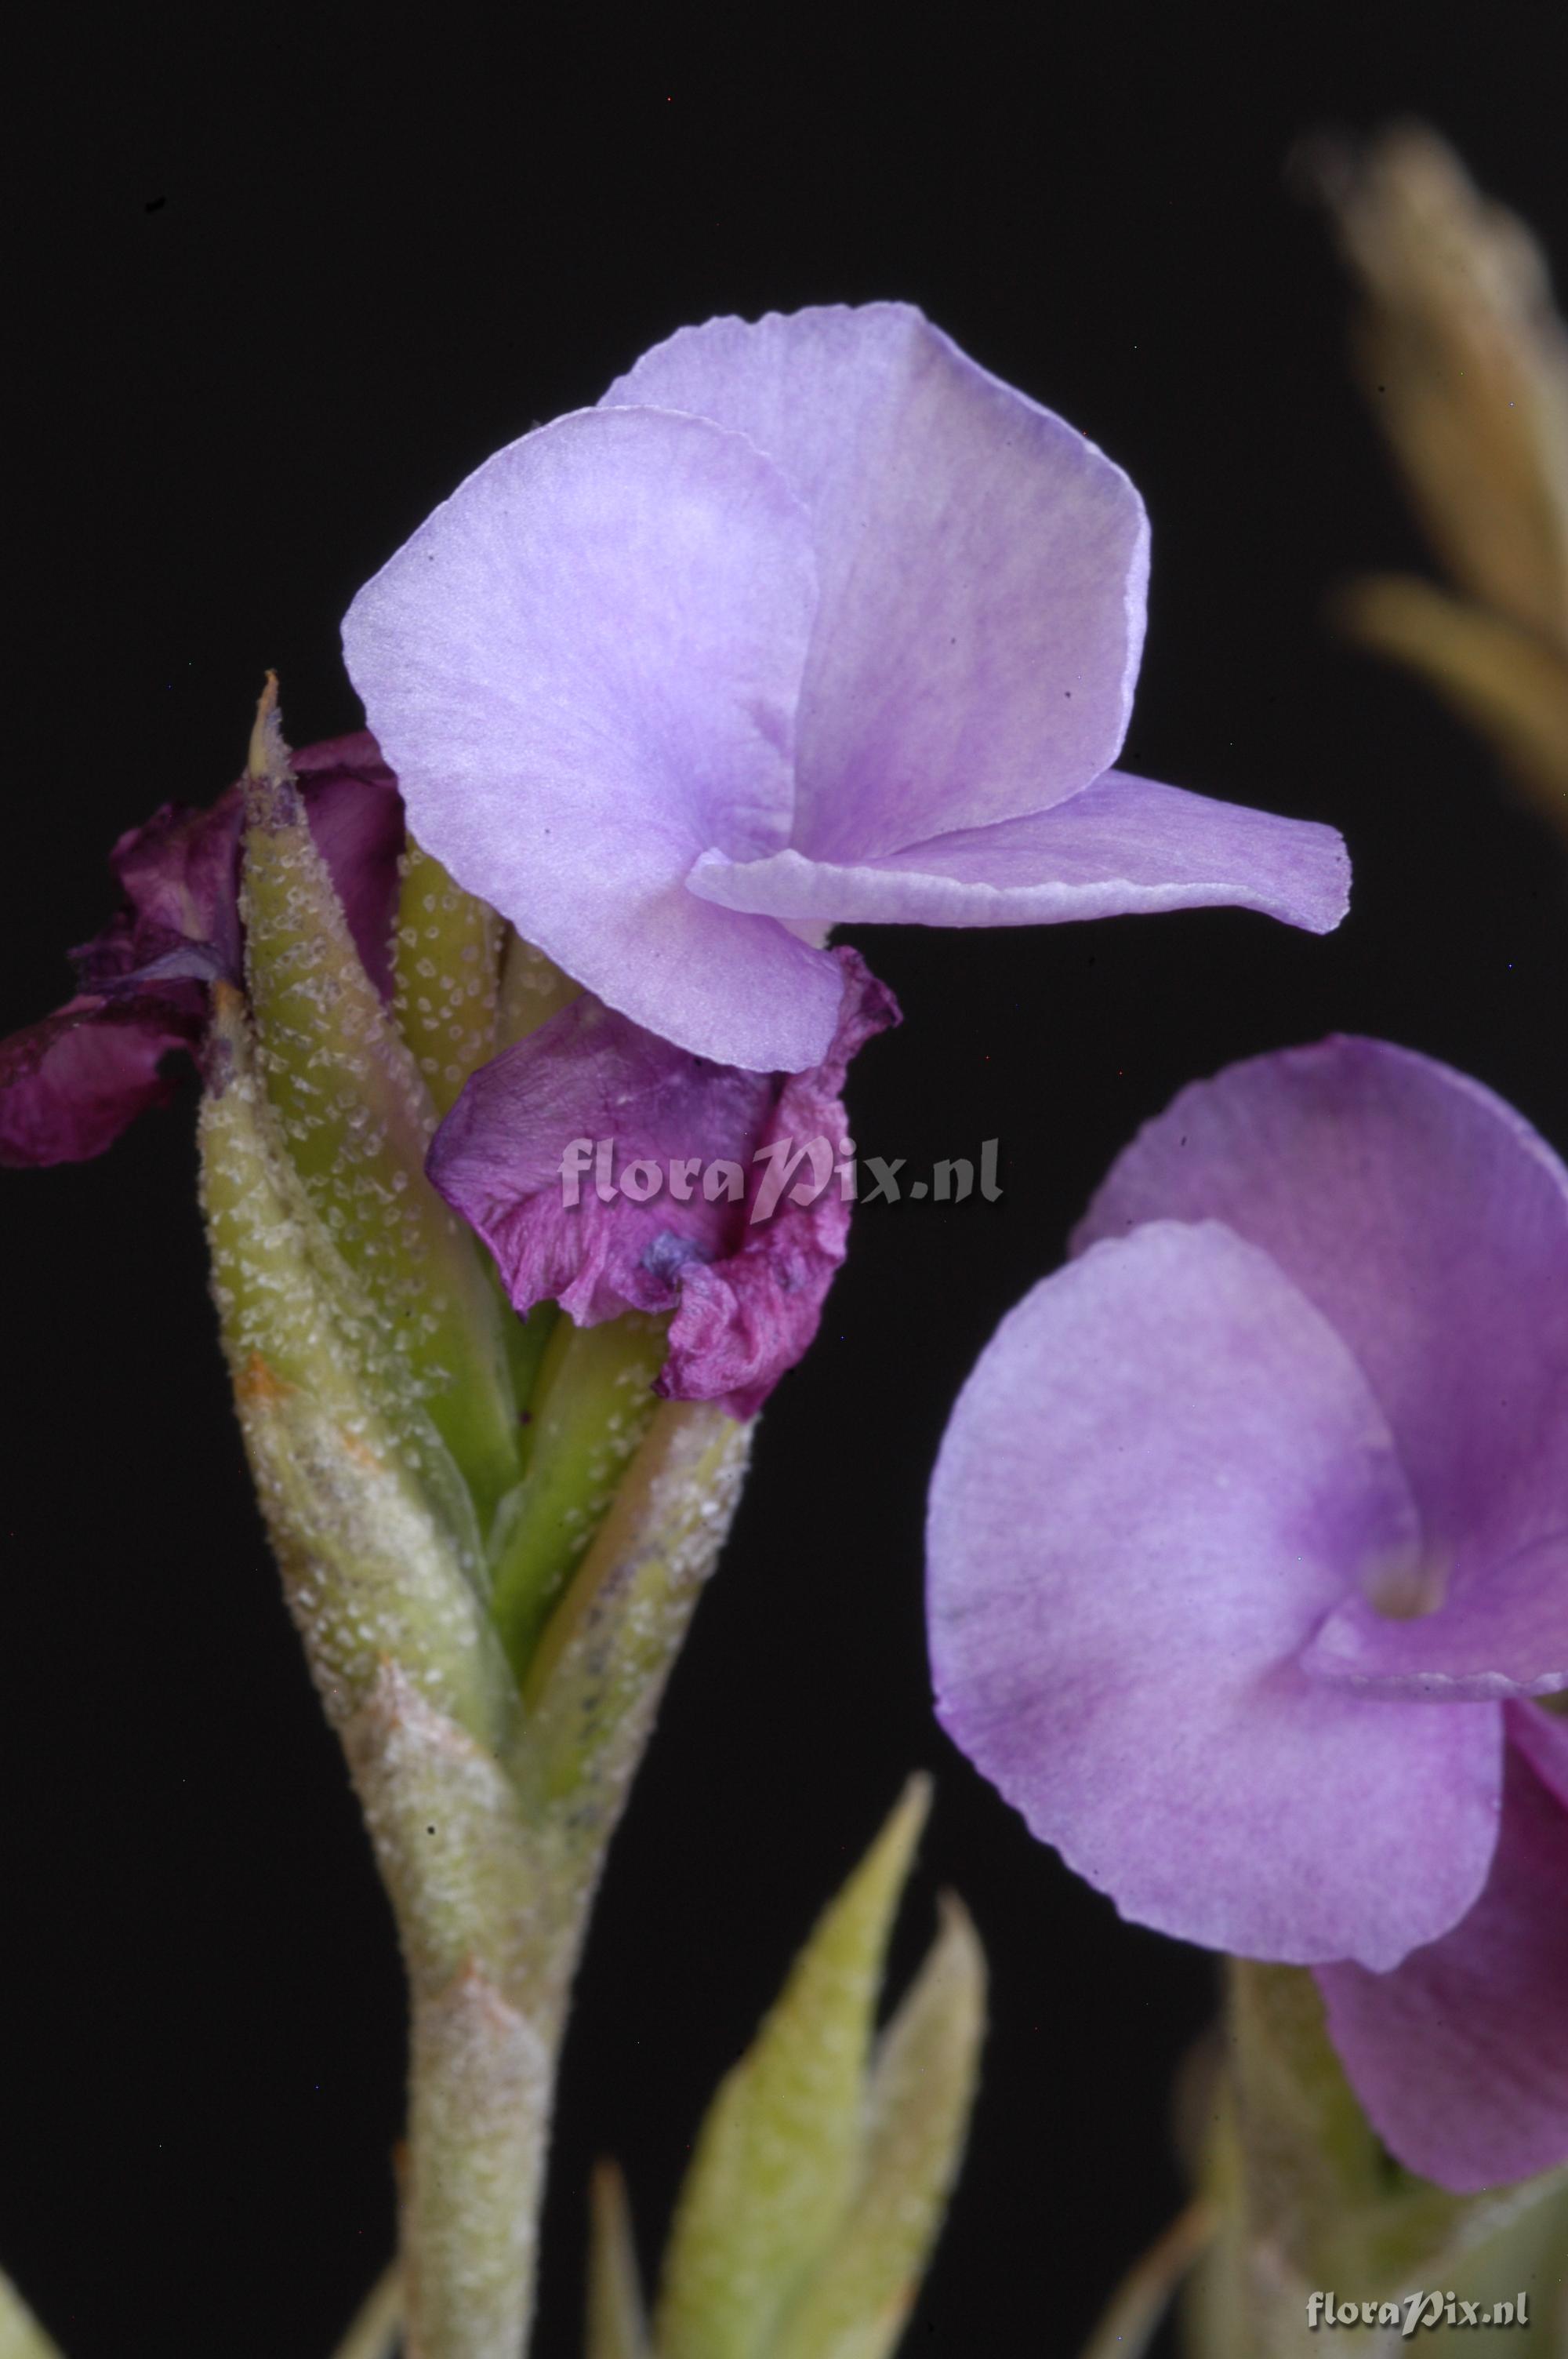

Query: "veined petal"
left=1315, top=1703, right=1568, bottom=2190
left=926, top=1218, right=1501, bottom=1969
left=607, top=304, right=1149, bottom=861
left=688, top=769, right=1348, bottom=934
left=1074, top=1038, right=1568, bottom=1646
left=344, top=405, right=844, bottom=1073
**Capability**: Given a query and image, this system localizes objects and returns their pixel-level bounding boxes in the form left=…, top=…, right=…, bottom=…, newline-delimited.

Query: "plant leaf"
left=1335, top=573, right=1568, bottom=827
left=1073, top=2198, right=1214, bottom=2359
left=495, top=927, right=581, bottom=1049
left=586, top=2164, right=652, bottom=2359
left=392, top=837, right=503, bottom=1118
left=0, top=2272, right=62, bottom=2359
left=488, top=1314, right=669, bottom=1680
left=514, top=1401, right=753, bottom=1894
left=241, top=683, right=521, bottom=1530
left=328, top=2266, right=402, bottom=2359
left=201, top=985, right=513, bottom=1748
left=653, top=1779, right=931, bottom=2359
left=764, top=1894, right=986, bottom=2359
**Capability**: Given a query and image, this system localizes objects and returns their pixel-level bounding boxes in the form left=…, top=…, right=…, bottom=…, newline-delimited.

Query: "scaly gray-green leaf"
left=201, top=985, right=512, bottom=1748
left=654, top=1779, right=931, bottom=2359
left=240, top=682, right=521, bottom=1530
left=765, top=1894, right=986, bottom=2359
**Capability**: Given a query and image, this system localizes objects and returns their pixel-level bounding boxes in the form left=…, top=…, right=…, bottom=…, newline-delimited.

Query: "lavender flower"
left=926, top=1038, right=1568, bottom=2190
left=428, top=948, right=898, bottom=1416
left=0, top=732, right=402, bottom=1166
left=342, top=304, right=1350, bottom=1075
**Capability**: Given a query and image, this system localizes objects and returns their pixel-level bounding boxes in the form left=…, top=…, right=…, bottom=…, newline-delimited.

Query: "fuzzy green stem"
left=205, top=692, right=753, bottom=2358
left=348, top=1403, right=753, bottom=2357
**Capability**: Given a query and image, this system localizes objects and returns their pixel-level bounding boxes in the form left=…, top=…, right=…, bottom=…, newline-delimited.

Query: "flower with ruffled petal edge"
left=926, top=1037, right=1568, bottom=2192
left=0, top=734, right=403, bottom=1167
left=428, top=947, right=898, bottom=1416
left=341, top=303, right=1351, bottom=1076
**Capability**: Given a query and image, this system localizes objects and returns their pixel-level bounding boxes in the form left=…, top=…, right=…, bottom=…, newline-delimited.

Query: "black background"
left=4, top=10, right=1566, bottom=2356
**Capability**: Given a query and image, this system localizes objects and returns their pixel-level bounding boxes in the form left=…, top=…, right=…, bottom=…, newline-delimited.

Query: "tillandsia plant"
left=0, top=303, right=1352, bottom=2357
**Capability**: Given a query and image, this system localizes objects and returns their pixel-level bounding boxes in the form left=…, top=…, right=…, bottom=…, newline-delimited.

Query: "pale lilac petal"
left=0, top=997, right=195, bottom=1166
left=1316, top=1704, right=1568, bottom=2190
left=1074, top=1039, right=1568, bottom=1641
left=1302, top=1530, right=1567, bottom=1700
left=664, top=951, right=900, bottom=1415
left=343, top=405, right=845, bottom=1072
left=607, top=305, right=1149, bottom=861
left=688, top=769, right=1349, bottom=935
left=926, top=1218, right=1501, bottom=1969
left=427, top=951, right=897, bottom=1413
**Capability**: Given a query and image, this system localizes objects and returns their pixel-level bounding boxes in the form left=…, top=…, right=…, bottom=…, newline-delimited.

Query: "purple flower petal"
left=428, top=950, right=897, bottom=1413
left=1301, top=1529, right=1567, bottom=1699
left=662, top=951, right=899, bottom=1416
left=293, top=731, right=405, bottom=1001
left=2, top=790, right=242, bottom=1166
left=71, top=740, right=401, bottom=1006
left=1074, top=1038, right=1568, bottom=1670
left=1316, top=1703, right=1568, bottom=2190
left=79, top=792, right=245, bottom=990
left=0, top=995, right=197, bottom=1166
left=345, top=304, right=1348, bottom=1070
left=605, top=304, right=1149, bottom=862
left=688, top=769, right=1349, bottom=935
left=926, top=1216, right=1502, bottom=1969
left=428, top=997, right=776, bottom=1329
left=343, top=406, right=844, bottom=1073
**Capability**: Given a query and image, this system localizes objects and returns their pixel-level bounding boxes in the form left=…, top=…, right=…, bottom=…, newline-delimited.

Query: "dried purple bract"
left=429, top=948, right=898, bottom=1416
left=0, top=734, right=401, bottom=1168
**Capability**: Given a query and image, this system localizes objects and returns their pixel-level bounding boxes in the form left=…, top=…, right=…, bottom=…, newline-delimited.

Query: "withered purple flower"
left=927, top=1038, right=1568, bottom=2190
left=0, top=733, right=401, bottom=1167
left=428, top=948, right=898, bottom=1416
left=343, top=303, right=1350, bottom=1075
